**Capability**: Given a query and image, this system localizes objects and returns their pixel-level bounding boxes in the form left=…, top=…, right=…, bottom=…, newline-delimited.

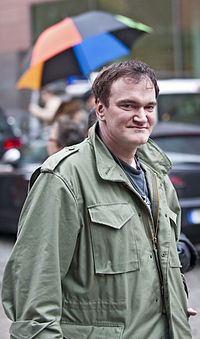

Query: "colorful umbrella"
left=16, top=10, right=152, bottom=90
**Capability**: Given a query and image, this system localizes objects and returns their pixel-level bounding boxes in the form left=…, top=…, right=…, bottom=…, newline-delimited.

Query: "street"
left=0, top=235, right=13, bottom=339
left=0, top=235, right=200, bottom=339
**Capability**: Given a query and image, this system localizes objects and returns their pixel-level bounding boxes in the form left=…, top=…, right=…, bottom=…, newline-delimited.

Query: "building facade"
left=1, top=0, right=200, bottom=114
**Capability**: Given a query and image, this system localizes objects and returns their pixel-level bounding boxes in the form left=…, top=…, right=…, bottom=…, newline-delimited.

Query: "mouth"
left=127, top=126, right=148, bottom=130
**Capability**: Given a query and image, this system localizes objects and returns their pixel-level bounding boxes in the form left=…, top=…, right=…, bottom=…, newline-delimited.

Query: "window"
left=157, top=93, right=200, bottom=124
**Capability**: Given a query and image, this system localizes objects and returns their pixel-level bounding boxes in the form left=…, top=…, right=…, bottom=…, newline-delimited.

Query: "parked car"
left=0, top=107, right=22, bottom=158
left=151, top=122, right=200, bottom=244
left=2, top=120, right=200, bottom=244
left=0, top=138, right=47, bottom=234
left=157, top=79, right=200, bottom=125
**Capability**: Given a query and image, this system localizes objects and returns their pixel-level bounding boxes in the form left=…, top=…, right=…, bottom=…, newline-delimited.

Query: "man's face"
left=96, top=76, right=157, bottom=152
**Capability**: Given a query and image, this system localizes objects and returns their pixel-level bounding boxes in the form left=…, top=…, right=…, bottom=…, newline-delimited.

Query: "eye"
left=121, top=103, right=132, bottom=109
left=145, top=105, right=155, bottom=112
left=120, top=103, right=137, bottom=110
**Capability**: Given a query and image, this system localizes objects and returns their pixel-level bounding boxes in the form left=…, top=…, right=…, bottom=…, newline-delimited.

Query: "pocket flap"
left=10, top=320, right=56, bottom=339
left=168, top=208, right=177, bottom=224
left=88, top=203, right=139, bottom=274
left=170, top=252, right=182, bottom=268
left=88, top=203, right=134, bottom=229
left=61, top=323, right=124, bottom=339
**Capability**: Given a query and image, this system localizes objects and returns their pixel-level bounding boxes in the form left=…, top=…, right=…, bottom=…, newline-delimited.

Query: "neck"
left=99, top=126, right=137, bottom=168
left=117, top=153, right=137, bottom=168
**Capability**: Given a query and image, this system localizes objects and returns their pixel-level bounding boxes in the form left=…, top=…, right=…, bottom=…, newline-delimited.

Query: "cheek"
left=148, top=112, right=156, bottom=126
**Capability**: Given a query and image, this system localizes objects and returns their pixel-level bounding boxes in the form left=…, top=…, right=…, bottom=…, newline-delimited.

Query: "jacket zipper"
left=152, top=243, right=166, bottom=314
left=149, top=173, right=167, bottom=314
left=123, top=174, right=167, bottom=313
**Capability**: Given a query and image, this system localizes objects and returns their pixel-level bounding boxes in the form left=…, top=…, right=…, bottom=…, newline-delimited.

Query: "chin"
left=130, top=136, right=149, bottom=146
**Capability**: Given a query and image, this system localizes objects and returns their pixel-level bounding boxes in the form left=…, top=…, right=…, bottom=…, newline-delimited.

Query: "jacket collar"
left=89, top=122, right=172, bottom=181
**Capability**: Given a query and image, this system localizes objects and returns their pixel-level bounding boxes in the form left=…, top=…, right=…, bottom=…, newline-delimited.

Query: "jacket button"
left=161, top=253, right=166, bottom=257
left=150, top=254, right=153, bottom=258
left=165, top=213, right=168, bottom=217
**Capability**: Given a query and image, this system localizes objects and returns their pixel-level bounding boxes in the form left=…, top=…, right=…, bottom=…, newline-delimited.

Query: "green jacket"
left=2, top=124, right=192, bottom=339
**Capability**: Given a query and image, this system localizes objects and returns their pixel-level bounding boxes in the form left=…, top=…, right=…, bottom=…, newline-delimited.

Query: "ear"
left=96, top=99, right=106, bottom=121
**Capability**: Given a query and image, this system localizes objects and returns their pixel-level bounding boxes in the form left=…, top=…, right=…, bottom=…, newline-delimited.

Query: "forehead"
left=110, top=76, right=155, bottom=96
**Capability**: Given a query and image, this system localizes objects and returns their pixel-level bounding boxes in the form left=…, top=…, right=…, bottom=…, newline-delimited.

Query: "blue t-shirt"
left=114, top=154, right=151, bottom=210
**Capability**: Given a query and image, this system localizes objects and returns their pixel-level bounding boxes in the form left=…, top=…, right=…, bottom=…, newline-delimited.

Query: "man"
left=2, top=60, right=196, bottom=338
left=88, top=108, right=199, bottom=274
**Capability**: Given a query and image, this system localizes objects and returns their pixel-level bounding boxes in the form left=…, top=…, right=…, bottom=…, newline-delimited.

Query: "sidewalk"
left=0, top=295, right=10, bottom=339
left=185, top=262, right=200, bottom=338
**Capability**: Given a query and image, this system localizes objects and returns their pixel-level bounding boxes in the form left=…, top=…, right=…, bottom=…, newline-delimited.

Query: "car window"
left=152, top=136, right=200, bottom=155
left=157, top=94, right=200, bottom=124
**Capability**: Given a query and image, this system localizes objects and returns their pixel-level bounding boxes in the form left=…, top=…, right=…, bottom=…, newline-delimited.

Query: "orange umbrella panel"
left=31, top=18, right=82, bottom=67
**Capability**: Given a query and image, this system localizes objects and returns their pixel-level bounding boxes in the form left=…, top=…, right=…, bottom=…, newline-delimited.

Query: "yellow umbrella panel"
left=16, top=63, right=44, bottom=90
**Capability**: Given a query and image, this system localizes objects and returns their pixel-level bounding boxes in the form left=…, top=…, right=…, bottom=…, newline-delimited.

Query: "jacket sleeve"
left=1, top=171, right=80, bottom=339
left=163, top=175, right=192, bottom=299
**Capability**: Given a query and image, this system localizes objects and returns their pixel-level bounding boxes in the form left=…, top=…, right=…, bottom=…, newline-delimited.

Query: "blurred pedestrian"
left=87, top=106, right=97, bottom=130
left=53, top=99, right=84, bottom=123
left=1, top=60, right=196, bottom=339
left=82, top=89, right=95, bottom=112
left=47, top=115, right=85, bottom=156
left=28, top=84, right=62, bottom=127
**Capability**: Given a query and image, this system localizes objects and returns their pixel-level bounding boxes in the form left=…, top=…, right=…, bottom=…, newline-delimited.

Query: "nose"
left=133, top=107, right=148, bottom=123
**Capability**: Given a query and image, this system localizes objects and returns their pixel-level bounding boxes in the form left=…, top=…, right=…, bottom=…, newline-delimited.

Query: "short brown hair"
left=53, top=100, right=81, bottom=122
left=55, top=116, right=85, bottom=147
left=92, top=60, right=159, bottom=107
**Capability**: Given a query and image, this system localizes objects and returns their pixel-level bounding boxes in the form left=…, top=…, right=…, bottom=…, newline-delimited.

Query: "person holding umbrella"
left=28, top=84, right=62, bottom=127
left=2, top=60, right=196, bottom=338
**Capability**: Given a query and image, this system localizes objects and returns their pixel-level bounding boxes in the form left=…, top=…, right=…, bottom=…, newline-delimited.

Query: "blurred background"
left=1, top=0, right=200, bottom=115
left=1, top=1, right=200, bottom=338
left=1, top=0, right=200, bottom=245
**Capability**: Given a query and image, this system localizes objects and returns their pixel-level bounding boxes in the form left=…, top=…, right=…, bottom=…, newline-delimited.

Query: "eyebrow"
left=117, top=99, right=157, bottom=106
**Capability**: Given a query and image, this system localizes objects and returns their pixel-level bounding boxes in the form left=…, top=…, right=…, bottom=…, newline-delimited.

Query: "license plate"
left=187, top=209, right=200, bottom=224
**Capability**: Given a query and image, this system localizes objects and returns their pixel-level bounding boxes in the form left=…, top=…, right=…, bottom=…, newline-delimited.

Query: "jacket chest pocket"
left=88, top=203, right=140, bottom=274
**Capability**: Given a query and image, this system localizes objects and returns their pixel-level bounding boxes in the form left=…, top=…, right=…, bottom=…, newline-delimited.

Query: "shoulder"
left=29, top=140, right=90, bottom=189
left=138, top=138, right=172, bottom=176
left=41, top=146, right=79, bottom=172
left=42, top=138, right=90, bottom=171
